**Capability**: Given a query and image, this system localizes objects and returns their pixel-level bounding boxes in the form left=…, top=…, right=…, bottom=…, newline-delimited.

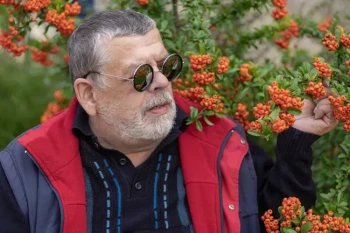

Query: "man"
left=0, top=10, right=337, bottom=233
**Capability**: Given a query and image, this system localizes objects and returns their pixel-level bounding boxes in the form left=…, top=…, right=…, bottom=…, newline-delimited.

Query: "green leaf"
left=289, top=78, right=298, bottom=91
left=270, top=107, right=281, bottom=120
left=320, top=193, right=331, bottom=200
left=215, top=111, right=226, bottom=117
left=160, top=20, right=168, bottom=30
left=291, top=218, right=300, bottom=225
left=287, top=108, right=302, bottom=116
left=282, top=228, right=297, bottom=233
left=294, top=204, right=299, bottom=212
left=276, top=75, right=283, bottom=84
left=278, top=206, right=283, bottom=215
left=190, top=106, right=198, bottom=119
left=301, top=222, right=313, bottom=233
left=270, top=101, right=276, bottom=109
left=330, top=65, right=342, bottom=74
left=204, top=110, right=215, bottom=116
left=284, top=67, right=295, bottom=78
left=237, top=87, right=250, bottom=100
left=199, top=42, right=206, bottom=54
left=339, top=144, right=349, bottom=155
left=204, top=116, right=214, bottom=126
left=335, top=26, right=343, bottom=42
left=257, top=67, right=271, bottom=78
left=195, top=120, right=203, bottom=131
left=299, top=206, right=305, bottom=218
left=247, top=130, right=261, bottom=137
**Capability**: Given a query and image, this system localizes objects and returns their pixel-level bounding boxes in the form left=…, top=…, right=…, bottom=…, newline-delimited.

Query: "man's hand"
left=292, top=95, right=338, bottom=136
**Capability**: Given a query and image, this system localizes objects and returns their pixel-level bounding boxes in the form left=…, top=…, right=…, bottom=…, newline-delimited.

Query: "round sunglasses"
left=82, top=54, right=183, bottom=92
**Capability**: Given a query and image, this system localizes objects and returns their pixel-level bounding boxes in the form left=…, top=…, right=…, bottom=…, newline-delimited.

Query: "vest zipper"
left=217, top=129, right=234, bottom=233
left=25, top=150, right=64, bottom=233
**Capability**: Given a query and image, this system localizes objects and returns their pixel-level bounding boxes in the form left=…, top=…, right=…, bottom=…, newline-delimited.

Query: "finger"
left=314, top=102, right=333, bottom=119
left=314, top=98, right=331, bottom=113
left=298, top=99, right=316, bottom=117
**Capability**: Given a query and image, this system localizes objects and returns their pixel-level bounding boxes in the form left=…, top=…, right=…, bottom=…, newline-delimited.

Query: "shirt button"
left=240, top=139, right=246, bottom=144
left=134, top=182, right=142, bottom=190
left=228, top=204, right=235, bottom=210
left=119, top=158, right=127, bottom=166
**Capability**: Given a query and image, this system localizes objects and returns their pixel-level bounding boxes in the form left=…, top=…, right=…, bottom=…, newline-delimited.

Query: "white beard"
left=97, top=91, right=177, bottom=145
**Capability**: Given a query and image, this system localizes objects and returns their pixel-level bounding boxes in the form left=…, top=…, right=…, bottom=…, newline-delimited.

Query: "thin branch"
left=172, top=0, right=180, bottom=36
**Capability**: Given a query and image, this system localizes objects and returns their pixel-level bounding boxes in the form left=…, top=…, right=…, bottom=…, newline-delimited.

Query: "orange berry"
left=216, top=56, right=230, bottom=74
left=271, top=7, right=288, bottom=20
left=134, top=0, right=149, bottom=4
left=318, top=17, right=331, bottom=32
left=313, top=57, right=332, bottom=78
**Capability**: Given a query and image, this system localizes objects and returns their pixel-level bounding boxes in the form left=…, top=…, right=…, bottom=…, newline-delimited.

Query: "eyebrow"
left=125, top=53, right=170, bottom=71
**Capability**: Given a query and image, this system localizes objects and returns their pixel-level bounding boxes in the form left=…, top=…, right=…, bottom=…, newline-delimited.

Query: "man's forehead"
left=123, top=51, right=169, bottom=66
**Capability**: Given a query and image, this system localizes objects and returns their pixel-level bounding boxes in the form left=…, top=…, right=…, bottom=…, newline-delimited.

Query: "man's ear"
left=74, top=78, right=98, bottom=116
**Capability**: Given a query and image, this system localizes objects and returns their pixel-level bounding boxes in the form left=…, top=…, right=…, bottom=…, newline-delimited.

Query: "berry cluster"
left=135, top=0, right=149, bottom=5
left=253, top=102, right=271, bottom=119
left=322, top=33, right=339, bottom=51
left=234, top=103, right=251, bottom=131
left=329, top=95, right=346, bottom=108
left=340, top=34, right=350, bottom=48
left=264, top=196, right=350, bottom=233
left=279, top=112, right=295, bottom=126
left=318, top=17, right=332, bottom=32
left=344, top=120, right=350, bottom=132
left=22, top=0, right=51, bottom=13
left=172, top=78, right=190, bottom=89
left=275, top=20, right=299, bottom=49
left=192, top=72, right=215, bottom=85
left=304, top=81, right=326, bottom=99
left=249, top=120, right=262, bottom=132
left=313, top=58, right=332, bottom=78
left=64, top=2, right=81, bottom=16
left=333, top=104, right=350, bottom=121
left=200, top=95, right=224, bottom=112
left=216, top=56, right=229, bottom=74
left=271, top=0, right=288, bottom=20
left=190, top=54, right=212, bottom=71
left=274, top=38, right=289, bottom=49
left=45, top=7, right=80, bottom=37
left=329, top=95, right=350, bottom=131
left=239, top=63, right=253, bottom=81
left=173, top=86, right=205, bottom=104
left=282, top=20, right=299, bottom=38
left=0, top=30, right=28, bottom=56
left=267, top=81, right=304, bottom=110
left=272, top=117, right=288, bottom=133
left=40, top=90, right=66, bottom=123
left=31, top=48, right=54, bottom=66
left=0, top=0, right=15, bottom=4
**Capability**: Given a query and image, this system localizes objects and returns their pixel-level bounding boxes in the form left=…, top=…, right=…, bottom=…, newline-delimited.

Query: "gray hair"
left=67, top=9, right=156, bottom=88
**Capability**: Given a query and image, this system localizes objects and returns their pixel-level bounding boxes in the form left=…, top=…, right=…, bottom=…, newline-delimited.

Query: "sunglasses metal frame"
left=82, top=53, right=183, bottom=92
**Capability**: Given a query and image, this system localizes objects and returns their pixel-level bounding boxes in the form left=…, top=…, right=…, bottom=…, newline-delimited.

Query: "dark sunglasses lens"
left=134, top=64, right=153, bottom=91
left=162, top=55, right=182, bottom=81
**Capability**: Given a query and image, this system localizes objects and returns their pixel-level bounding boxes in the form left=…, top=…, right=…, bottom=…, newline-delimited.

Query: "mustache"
left=142, top=92, right=174, bottom=112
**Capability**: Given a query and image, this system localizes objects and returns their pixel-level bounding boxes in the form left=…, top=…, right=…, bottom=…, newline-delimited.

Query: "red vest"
left=18, top=95, right=248, bottom=233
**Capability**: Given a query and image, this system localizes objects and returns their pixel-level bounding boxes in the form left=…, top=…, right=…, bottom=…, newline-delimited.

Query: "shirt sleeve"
left=0, top=161, right=30, bottom=233
left=248, top=127, right=319, bottom=218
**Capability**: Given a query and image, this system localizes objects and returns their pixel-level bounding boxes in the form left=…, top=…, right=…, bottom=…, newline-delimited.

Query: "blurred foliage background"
left=1, top=0, right=350, bottom=218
